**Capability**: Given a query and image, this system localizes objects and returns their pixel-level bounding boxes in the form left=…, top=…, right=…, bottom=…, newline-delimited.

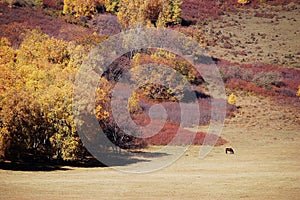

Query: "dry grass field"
left=1, top=95, right=299, bottom=200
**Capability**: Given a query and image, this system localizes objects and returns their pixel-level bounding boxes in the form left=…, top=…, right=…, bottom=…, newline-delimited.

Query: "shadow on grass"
left=0, top=150, right=170, bottom=172
left=0, top=161, right=71, bottom=171
left=87, top=150, right=169, bottom=168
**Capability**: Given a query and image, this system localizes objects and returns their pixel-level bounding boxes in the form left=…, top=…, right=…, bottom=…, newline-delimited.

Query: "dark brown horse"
left=225, top=147, right=234, bottom=154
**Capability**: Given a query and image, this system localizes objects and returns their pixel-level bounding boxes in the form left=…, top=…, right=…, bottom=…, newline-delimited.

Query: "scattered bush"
left=61, top=0, right=182, bottom=27
left=131, top=51, right=204, bottom=101
left=253, top=71, right=282, bottom=89
left=228, top=93, right=237, bottom=105
left=281, top=89, right=295, bottom=97
left=63, top=0, right=96, bottom=18
left=242, top=70, right=254, bottom=82
left=237, top=0, right=251, bottom=5
left=220, top=65, right=243, bottom=83
left=219, top=64, right=285, bottom=93
left=62, top=0, right=119, bottom=18
left=117, top=0, right=182, bottom=28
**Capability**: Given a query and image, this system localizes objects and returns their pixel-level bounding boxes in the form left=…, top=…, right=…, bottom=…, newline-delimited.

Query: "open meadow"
left=1, top=95, right=299, bottom=199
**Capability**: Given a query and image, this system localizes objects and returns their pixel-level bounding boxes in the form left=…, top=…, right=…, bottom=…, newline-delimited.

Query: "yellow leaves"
left=103, top=0, right=119, bottom=13
left=95, top=78, right=112, bottom=121
left=0, top=50, right=15, bottom=94
left=0, top=28, right=87, bottom=161
left=95, top=104, right=110, bottom=121
left=18, top=30, right=71, bottom=67
left=0, top=127, right=9, bottom=158
left=133, top=52, right=141, bottom=66
left=0, top=38, right=15, bottom=66
left=128, top=91, right=142, bottom=114
left=157, top=0, right=182, bottom=26
left=117, top=0, right=144, bottom=28
left=297, top=85, right=300, bottom=99
left=17, top=30, right=49, bottom=65
left=0, top=37, right=10, bottom=46
left=64, top=0, right=189, bottom=26
left=117, top=0, right=182, bottom=28
left=45, top=38, right=70, bottom=65
left=151, top=48, right=176, bottom=60
left=63, top=0, right=72, bottom=15
left=51, top=131, right=82, bottom=161
left=238, top=0, right=250, bottom=5
left=16, top=64, right=48, bottom=93
left=63, top=0, right=97, bottom=18
left=228, top=93, right=237, bottom=105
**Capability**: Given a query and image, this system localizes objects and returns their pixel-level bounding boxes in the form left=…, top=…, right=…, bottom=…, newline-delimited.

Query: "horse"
left=225, top=147, right=234, bottom=154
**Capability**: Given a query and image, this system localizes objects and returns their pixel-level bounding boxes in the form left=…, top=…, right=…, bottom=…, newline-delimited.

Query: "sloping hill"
left=0, top=3, right=92, bottom=47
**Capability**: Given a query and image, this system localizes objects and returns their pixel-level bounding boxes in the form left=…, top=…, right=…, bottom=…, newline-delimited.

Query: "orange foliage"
left=0, top=30, right=90, bottom=161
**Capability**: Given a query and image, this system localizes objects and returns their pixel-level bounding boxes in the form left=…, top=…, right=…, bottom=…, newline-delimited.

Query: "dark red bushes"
left=0, top=3, right=93, bottom=46
left=143, top=120, right=227, bottom=146
left=217, top=59, right=300, bottom=104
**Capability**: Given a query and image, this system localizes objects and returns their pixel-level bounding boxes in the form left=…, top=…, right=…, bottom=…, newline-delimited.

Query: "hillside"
left=0, top=0, right=299, bottom=162
left=0, top=1, right=299, bottom=199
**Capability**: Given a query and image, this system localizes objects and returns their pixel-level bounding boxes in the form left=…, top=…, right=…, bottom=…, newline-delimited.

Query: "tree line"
left=0, top=0, right=208, bottom=163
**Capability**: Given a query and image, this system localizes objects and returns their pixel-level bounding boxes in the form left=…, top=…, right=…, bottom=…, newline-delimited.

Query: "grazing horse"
left=225, top=147, right=234, bottom=154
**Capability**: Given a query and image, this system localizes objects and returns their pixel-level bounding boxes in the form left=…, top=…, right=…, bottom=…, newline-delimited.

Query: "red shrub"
left=217, top=59, right=300, bottom=105
left=143, top=120, right=227, bottom=146
left=43, top=0, right=63, bottom=10
left=0, top=4, right=93, bottom=46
